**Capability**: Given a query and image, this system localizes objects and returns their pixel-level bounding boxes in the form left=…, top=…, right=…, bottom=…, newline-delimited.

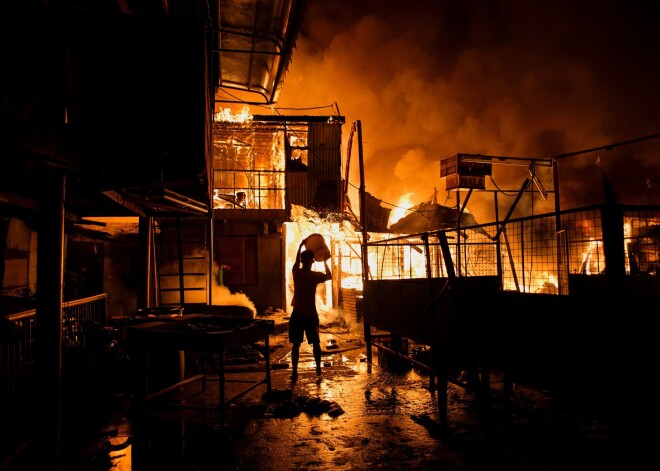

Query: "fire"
left=580, top=239, right=603, bottom=275
left=388, top=193, right=415, bottom=226
left=214, top=105, right=253, bottom=123
left=535, top=272, right=558, bottom=294
left=503, top=271, right=559, bottom=294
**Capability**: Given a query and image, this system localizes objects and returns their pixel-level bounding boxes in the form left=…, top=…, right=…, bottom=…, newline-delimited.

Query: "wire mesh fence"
left=365, top=203, right=660, bottom=296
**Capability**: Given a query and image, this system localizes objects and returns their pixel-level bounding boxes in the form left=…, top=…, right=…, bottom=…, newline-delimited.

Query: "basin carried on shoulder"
left=303, top=233, right=330, bottom=262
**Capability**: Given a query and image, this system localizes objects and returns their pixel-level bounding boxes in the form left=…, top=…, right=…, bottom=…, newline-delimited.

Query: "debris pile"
left=255, top=389, right=345, bottom=418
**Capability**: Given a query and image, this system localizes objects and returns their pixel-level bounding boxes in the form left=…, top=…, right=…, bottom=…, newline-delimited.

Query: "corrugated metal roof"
left=213, top=0, right=307, bottom=105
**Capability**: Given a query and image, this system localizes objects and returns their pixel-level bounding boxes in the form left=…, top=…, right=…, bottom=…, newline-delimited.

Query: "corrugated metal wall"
left=286, top=171, right=308, bottom=208
left=308, top=122, right=342, bottom=213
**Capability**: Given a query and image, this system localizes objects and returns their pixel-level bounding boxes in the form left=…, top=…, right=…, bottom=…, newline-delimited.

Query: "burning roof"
left=388, top=190, right=484, bottom=235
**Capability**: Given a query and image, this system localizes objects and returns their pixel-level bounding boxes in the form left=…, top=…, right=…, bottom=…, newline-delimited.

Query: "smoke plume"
left=272, top=0, right=660, bottom=224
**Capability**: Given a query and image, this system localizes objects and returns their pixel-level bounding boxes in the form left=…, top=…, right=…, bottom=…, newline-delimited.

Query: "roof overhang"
left=212, top=0, right=307, bottom=105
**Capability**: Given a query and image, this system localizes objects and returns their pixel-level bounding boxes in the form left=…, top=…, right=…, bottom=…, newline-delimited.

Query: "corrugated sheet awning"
left=213, top=0, right=306, bottom=105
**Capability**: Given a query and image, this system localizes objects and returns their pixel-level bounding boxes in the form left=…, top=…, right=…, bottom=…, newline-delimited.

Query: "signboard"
left=440, top=154, right=492, bottom=177
left=445, top=174, right=486, bottom=190
left=440, top=155, right=458, bottom=177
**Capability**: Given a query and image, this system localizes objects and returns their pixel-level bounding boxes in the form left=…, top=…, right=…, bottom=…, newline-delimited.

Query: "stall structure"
left=362, top=200, right=660, bottom=426
left=128, top=309, right=274, bottom=422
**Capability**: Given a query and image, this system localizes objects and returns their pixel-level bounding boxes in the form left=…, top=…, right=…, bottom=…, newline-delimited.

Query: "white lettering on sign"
left=440, top=155, right=457, bottom=177
left=445, top=174, right=486, bottom=190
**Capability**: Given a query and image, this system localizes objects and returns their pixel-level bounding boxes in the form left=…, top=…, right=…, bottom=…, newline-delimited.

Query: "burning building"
left=208, top=111, right=345, bottom=313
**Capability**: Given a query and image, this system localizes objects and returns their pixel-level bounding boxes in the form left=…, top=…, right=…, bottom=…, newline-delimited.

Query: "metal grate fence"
left=366, top=204, right=660, bottom=295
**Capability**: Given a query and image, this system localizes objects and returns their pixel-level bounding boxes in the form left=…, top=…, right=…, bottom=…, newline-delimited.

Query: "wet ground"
left=11, top=318, right=634, bottom=470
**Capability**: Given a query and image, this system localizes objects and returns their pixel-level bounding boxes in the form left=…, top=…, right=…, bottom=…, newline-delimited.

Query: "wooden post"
left=35, top=167, right=66, bottom=470
left=356, top=120, right=373, bottom=364
left=138, top=216, right=153, bottom=310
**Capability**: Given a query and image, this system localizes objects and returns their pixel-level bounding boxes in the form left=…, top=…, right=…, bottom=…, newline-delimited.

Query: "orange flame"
left=214, top=105, right=253, bottom=123
left=388, top=193, right=415, bottom=226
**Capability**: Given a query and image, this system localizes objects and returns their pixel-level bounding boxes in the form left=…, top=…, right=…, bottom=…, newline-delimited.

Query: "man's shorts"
left=288, top=310, right=320, bottom=344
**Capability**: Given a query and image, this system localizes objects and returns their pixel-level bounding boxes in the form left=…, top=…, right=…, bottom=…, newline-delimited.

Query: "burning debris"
left=388, top=188, right=486, bottom=236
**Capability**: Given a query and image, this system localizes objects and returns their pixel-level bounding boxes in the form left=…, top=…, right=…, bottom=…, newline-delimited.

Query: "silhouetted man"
left=289, top=241, right=332, bottom=381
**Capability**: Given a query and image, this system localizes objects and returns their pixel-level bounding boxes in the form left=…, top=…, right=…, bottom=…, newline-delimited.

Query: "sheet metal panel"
left=308, top=122, right=342, bottom=212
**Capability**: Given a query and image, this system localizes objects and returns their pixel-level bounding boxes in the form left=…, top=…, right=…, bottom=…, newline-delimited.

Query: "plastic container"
left=303, top=233, right=331, bottom=261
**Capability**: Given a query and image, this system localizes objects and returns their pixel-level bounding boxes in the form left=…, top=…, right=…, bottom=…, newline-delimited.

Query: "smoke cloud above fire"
left=272, top=0, right=660, bottom=224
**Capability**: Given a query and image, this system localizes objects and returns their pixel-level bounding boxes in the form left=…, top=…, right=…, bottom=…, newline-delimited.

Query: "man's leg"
left=312, top=342, right=322, bottom=376
left=289, top=312, right=302, bottom=381
left=291, top=342, right=301, bottom=381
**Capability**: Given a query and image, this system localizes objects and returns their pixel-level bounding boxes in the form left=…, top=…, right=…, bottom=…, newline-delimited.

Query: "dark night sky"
left=269, top=0, right=660, bottom=224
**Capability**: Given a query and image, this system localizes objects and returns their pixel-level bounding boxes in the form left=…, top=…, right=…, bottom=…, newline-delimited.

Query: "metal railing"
left=1, top=293, right=108, bottom=456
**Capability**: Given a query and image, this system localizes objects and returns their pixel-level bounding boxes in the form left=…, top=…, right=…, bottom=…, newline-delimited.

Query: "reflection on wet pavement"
left=66, top=321, right=622, bottom=471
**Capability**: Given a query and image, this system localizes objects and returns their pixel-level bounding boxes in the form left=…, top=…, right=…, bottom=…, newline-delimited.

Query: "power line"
left=553, top=132, right=660, bottom=160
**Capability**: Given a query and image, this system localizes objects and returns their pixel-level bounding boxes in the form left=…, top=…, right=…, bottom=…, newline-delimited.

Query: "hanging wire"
left=488, top=175, right=525, bottom=197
